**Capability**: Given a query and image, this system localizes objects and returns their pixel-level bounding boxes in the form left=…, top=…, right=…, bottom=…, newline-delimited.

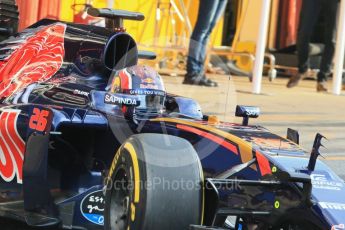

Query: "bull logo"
left=0, top=110, right=25, bottom=184
left=142, top=78, right=154, bottom=84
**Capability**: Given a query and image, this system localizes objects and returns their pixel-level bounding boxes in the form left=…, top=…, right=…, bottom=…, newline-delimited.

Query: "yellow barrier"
left=60, top=0, right=223, bottom=48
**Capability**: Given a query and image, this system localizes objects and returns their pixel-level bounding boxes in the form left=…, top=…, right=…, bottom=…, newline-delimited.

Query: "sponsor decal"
left=319, top=202, right=345, bottom=210
left=311, top=173, right=344, bottom=191
left=139, top=77, right=159, bottom=89
left=139, top=83, right=159, bottom=89
left=0, top=109, right=25, bottom=184
left=127, top=89, right=165, bottom=96
left=332, top=224, right=345, bottom=230
left=236, top=106, right=260, bottom=118
left=104, top=93, right=140, bottom=106
left=73, top=89, right=89, bottom=97
left=81, top=190, right=105, bottom=226
left=245, top=108, right=260, bottom=117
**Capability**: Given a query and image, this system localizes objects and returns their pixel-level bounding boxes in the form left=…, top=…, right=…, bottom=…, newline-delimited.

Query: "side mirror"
left=235, top=105, right=260, bottom=126
left=138, top=50, right=157, bottom=60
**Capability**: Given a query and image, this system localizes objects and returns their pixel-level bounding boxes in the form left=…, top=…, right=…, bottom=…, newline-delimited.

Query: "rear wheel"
left=104, top=134, right=204, bottom=230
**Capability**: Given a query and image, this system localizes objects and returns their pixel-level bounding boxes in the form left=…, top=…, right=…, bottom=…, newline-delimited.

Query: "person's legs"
left=186, top=0, right=219, bottom=76
left=317, top=0, right=339, bottom=83
left=287, top=0, right=321, bottom=88
left=198, top=0, right=228, bottom=73
left=297, top=0, right=321, bottom=74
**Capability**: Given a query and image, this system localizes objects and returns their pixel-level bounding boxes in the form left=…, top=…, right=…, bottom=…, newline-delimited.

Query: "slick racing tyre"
left=104, top=134, right=204, bottom=230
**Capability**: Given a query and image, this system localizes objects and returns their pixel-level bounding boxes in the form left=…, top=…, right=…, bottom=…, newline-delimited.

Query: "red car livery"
left=0, top=109, right=25, bottom=184
left=0, top=23, right=66, bottom=98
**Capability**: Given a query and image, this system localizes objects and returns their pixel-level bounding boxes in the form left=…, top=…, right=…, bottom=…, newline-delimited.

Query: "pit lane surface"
left=3, top=75, right=345, bottom=229
left=163, top=75, right=345, bottom=180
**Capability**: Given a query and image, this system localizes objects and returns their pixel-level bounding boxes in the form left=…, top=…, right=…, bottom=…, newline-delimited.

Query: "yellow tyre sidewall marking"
left=124, top=142, right=140, bottom=203
left=131, top=202, right=136, bottom=221
left=124, top=142, right=141, bottom=224
left=109, top=142, right=141, bottom=224
left=109, top=150, right=121, bottom=178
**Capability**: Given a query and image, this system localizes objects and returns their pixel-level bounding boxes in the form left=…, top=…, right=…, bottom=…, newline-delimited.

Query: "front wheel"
left=104, top=134, right=204, bottom=230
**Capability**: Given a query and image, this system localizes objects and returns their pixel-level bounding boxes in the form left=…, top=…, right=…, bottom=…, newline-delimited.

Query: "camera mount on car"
left=87, top=8, right=145, bottom=32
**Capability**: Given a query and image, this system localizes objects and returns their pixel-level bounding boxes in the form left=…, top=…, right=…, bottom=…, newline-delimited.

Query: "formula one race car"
left=0, top=7, right=344, bottom=230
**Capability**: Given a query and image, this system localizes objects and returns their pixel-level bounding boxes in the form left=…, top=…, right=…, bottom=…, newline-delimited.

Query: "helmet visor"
left=122, top=89, right=166, bottom=111
left=136, top=94, right=165, bottom=111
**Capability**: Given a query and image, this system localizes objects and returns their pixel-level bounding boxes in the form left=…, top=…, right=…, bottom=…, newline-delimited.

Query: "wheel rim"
left=110, top=167, right=130, bottom=230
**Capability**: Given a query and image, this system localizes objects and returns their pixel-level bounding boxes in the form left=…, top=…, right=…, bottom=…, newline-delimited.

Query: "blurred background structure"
left=12, top=0, right=316, bottom=78
left=13, top=1, right=345, bottom=90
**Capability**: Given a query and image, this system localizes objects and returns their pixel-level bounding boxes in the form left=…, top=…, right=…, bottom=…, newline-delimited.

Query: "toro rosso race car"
left=0, top=7, right=344, bottom=230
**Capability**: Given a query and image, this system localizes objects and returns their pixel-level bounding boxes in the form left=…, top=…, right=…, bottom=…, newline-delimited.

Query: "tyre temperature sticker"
left=81, top=190, right=105, bottom=226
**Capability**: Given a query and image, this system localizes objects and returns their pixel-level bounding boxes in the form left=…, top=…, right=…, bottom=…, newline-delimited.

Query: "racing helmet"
left=109, top=65, right=166, bottom=119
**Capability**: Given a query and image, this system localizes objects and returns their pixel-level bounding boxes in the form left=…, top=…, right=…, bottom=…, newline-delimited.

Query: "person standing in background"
left=183, top=0, right=228, bottom=87
left=287, top=0, right=339, bottom=92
